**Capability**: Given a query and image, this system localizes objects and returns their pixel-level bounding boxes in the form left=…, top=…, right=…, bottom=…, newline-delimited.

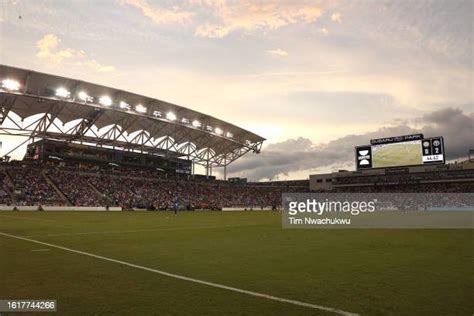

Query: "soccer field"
left=0, top=211, right=472, bottom=315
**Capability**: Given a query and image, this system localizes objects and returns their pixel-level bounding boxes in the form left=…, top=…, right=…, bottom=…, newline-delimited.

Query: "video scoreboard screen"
left=355, top=134, right=445, bottom=170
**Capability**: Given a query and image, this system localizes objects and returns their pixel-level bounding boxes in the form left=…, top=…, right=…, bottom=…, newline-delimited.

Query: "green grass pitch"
left=0, top=211, right=472, bottom=315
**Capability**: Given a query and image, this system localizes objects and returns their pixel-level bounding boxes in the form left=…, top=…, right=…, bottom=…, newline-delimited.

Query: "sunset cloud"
left=121, top=0, right=324, bottom=38
left=123, top=0, right=193, bottom=24
left=194, top=1, right=323, bottom=38
left=36, top=34, right=115, bottom=72
left=267, top=48, right=288, bottom=57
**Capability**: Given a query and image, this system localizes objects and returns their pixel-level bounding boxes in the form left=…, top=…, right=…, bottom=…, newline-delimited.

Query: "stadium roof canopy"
left=0, top=65, right=264, bottom=170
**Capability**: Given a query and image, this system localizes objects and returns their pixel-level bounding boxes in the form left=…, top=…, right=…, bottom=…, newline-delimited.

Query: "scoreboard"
left=355, top=134, right=445, bottom=170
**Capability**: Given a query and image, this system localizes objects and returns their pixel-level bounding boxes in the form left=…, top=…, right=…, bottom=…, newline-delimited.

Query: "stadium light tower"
left=99, top=95, right=113, bottom=106
left=55, top=87, right=70, bottom=98
left=1, top=79, right=20, bottom=91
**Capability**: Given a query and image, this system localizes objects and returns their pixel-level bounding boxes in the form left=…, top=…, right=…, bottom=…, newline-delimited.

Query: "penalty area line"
left=0, top=232, right=358, bottom=316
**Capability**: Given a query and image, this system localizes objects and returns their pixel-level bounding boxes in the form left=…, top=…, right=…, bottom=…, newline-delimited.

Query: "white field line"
left=0, top=232, right=358, bottom=316
left=23, top=224, right=264, bottom=238
left=0, top=214, right=57, bottom=222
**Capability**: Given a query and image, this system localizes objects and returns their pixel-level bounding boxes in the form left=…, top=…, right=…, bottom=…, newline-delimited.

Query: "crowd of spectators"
left=85, top=173, right=297, bottom=210
left=0, top=161, right=472, bottom=209
left=46, top=169, right=108, bottom=206
left=1, top=163, right=304, bottom=209
left=0, top=172, right=12, bottom=204
left=6, top=166, right=64, bottom=206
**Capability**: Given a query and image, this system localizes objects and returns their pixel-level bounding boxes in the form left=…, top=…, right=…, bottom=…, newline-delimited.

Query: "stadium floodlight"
left=1, top=79, right=20, bottom=91
left=78, top=91, right=93, bottom=103
left=119, top=101, right=131, bottom=110
left=55, top=87, right=71, bottom=98
left=153, top=110, right=163, bottom=118
left=181, top=118, right=190, bottom=124
left=226, top=132, right=233, bottom=138
left=166, top=112, right=177, bottom=121
left=215, top=127, right=223, bottom=135
left=206, top=125, right=213, bottom=132
left=192, top=120, right=202, bottom=128
left=135, top=104, right=147, bottom=113
left=99, top=95, right=113, bottom=106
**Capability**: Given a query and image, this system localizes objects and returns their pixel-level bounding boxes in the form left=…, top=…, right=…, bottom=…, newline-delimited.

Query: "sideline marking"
left=23, top=224, right=263, bottom=238
left=0, top=231, right=358, bottom=316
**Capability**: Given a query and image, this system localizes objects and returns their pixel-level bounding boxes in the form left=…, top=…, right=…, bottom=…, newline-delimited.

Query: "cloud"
left=267, top=48, right=288, bottom=57
left=36, top=34, right=115, bottom=72
left=122, top=0, right=193, bottom=24
left=194, top=1, right=323, bottom=38
left=227, top=107, right=474, bottom=180
left=331, top=12, right=342, bottom=23
left=119, top=0, right=323, bottom=38
left=416, top=108, right=474, bottom=158
left=318, top=27, right=329, bottom=35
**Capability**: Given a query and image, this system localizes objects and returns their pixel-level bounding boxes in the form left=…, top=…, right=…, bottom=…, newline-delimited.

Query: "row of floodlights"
left=1, top=79, right=234, bottom=138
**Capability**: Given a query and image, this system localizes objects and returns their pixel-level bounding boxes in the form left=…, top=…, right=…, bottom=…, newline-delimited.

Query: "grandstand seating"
left=0, top=162, right=304, bottom=209
left=0, top=172, right=12, bottom=205
left=46, top=169, right=108, bottom=207
left=0, top=161, right=472, bottom=209
left=5, top=166, right=64, bottom=206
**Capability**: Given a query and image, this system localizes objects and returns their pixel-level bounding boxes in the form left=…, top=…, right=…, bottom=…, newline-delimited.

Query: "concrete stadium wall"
left=17, top=206, right=39, bottom=211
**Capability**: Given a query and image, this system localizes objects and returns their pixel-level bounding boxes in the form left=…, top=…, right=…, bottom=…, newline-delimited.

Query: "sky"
left=0, top=0, right=473, bottom=180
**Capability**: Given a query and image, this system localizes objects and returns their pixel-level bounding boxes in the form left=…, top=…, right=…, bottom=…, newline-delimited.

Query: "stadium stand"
left=46, top=169, right=108, bottom=206
left=0, top=161, right=306, bottom=209
left=0, top=159, right=472, bottom=209
left=6, top=165, right=64, bottom=206
left=0, top=171, right=13, bottom=205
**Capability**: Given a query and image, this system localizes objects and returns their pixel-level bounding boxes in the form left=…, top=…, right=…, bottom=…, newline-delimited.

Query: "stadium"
left=0, top=63, right=473, bottom=315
